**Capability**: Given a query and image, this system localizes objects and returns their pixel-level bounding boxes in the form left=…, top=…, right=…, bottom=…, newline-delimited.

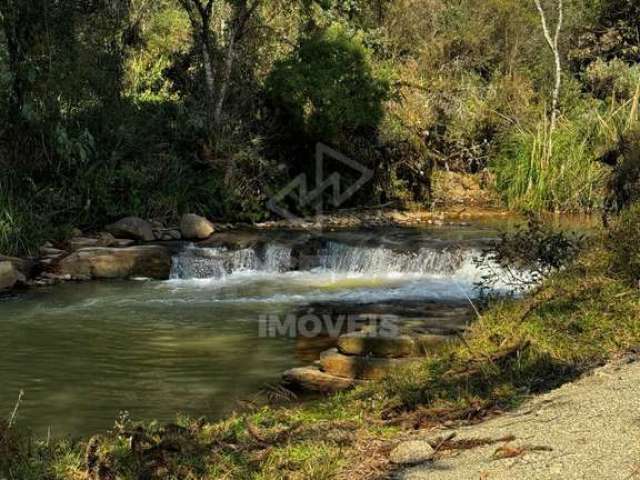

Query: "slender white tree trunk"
left=534, top=0, right=563, bottom=159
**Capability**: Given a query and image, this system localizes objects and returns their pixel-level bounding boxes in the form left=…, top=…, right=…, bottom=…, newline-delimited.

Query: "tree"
left=0, top=0, right=42, bottom=121
left=533, top=0, right=563, bottom=155
left=177, top=0, right=260, bottom=131
left=266, top=24, right=389, bottom=143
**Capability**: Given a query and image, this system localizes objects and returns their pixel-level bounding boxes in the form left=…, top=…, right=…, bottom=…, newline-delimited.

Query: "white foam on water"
left=162, top=240, right=519, bottom=305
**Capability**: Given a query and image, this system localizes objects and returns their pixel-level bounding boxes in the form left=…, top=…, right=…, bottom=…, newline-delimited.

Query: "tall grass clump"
left=493, top=82, right=640, bottom=213
left=493, top=115, right=607, bottom=212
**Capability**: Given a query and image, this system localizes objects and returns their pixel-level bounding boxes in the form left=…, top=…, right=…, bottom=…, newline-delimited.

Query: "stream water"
left=0, top=222, right=521, bottom=437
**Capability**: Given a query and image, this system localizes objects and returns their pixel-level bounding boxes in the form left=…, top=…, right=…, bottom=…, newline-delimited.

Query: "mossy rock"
left=337, top=331, right=416, bottom=358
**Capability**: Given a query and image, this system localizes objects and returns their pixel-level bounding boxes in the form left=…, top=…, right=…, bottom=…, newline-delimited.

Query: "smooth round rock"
left=389, top=440, right=435, bottom=465
left=0, top=261, right=18, bottom=290
left=106, top=217, right=155, bottom=241
left=180, top=214, right=215, bottom=240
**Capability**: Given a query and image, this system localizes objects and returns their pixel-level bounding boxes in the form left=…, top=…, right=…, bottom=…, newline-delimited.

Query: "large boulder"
left=180, top=214, right=214, bottom=240
left=282, top=366, right=364, bottom=392
left=0, top=255, right=34, bottom=280
left=57, top=246, right=171, bottom=280
left=105, top=217, right=154, bottom=241
left=0, top=261, right=18, bottom=290
left=319, top=349, right=414, bottom=380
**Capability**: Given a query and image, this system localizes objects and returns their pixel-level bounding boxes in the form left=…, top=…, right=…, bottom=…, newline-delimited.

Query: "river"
left=0, top=221, right=523, bottom=437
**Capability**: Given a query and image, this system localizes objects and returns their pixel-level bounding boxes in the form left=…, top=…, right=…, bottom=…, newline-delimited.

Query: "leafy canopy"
left=266, top=23, right=390, bottom=142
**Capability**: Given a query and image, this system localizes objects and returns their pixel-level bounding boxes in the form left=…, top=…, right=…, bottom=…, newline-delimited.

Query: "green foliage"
left=569, top=0, right=640, bottom=67
left=266, top=23, right=390, bottom=142
left=3, top=0, right=640, bottom=255
left=123, top=1, right=191, bottom=103
left=0, top=178, right=71, bottom=256
left=602, top=128, right=640, bottom=215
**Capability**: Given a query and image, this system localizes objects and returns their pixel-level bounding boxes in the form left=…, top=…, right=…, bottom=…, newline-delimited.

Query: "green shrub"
left=0, top=180, right=64, bottom=256
left=602, top=128, right=640, bottom=216
left=265, top=23, right=390, bottom=143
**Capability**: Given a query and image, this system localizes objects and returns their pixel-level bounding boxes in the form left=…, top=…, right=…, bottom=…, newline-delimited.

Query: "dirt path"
left=394, top=357, right=640, bottom=480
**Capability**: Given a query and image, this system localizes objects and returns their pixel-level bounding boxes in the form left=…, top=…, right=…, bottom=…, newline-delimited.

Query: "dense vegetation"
left=1, top=0, right=640, bottom=254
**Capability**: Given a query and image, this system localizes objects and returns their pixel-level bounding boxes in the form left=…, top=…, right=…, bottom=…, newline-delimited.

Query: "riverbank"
left=2, top=223, right=639, bottom=479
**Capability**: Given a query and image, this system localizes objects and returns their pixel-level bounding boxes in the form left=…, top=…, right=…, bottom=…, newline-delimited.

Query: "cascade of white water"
left=170, top=241, right=473, bottom=280
left=317, top=241, right=466, bottom=275
left=263, top=244, right=293, bottom=272
left=171, top=244, right=292, bottom=279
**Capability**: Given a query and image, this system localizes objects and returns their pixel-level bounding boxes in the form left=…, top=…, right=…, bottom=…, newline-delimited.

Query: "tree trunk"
left=533, top=0, right=563, bottom=159
left=1, top=0, right=27, bottom=120
left=213, top=28, right=235, bottom=130
left=213, top=0, right=259, bottom=130
left=201, top=31, right=216, bottom=125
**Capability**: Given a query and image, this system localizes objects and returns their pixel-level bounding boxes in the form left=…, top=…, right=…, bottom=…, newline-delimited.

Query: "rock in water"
left=180, top=214, right=215, bottom=240
left=389, top=440, right=435, bottom=465
left=57, top=246, right=171, bottom=280
left=337, top=331, right=416, bottom=358
left=105, top=217, right=154, bottom=241
left=0, top=261, right=18, bottom=290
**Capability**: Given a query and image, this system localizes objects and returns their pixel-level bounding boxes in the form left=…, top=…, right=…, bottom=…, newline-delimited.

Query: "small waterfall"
left=317, top=241, right=467, bottom=275
left=264, top=244, right=292, bottom=272
left=171, top=244, right=292, bottom=279
left=170, top=240, right=472, bottom=280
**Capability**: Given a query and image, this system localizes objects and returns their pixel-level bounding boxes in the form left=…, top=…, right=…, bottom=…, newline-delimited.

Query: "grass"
left=2, top=228, right=640, bottom=479
left=493, top=89, right=640, bottom=212
left=493, top=116, right=607, bottom=212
